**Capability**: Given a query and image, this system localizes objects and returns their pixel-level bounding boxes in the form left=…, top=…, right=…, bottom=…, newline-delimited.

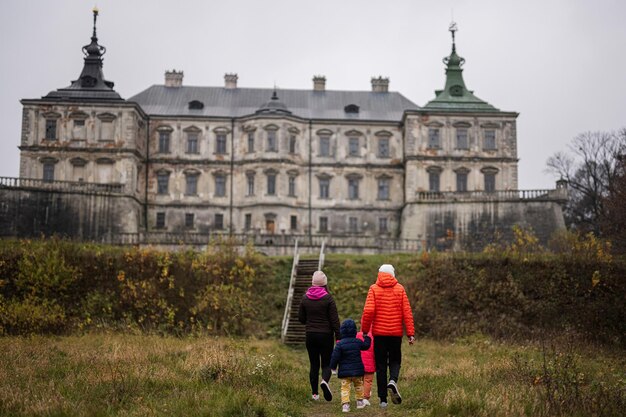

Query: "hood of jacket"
left=340, top=319, right=357, bottom=338
left=306, top=286, right=328, bottom=300
left=376, top=272, right=398, bottom=288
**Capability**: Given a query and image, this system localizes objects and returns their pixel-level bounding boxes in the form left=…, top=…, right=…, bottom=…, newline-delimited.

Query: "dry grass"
left=0, top=333, right=623, bottom=417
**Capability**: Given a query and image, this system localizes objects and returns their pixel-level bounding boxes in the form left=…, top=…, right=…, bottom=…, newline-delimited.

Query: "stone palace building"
left=3, top=10, right=567, bottom=252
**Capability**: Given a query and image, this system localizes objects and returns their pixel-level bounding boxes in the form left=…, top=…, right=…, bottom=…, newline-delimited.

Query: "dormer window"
left=188, top=100, right=204, bottom=110
left=344, top=104, right=359, bottom=114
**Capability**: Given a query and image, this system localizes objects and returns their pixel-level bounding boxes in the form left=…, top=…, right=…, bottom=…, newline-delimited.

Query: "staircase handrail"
left=281, top=239, right=299, bottom=343
left=318, top=239, right=326, bottom=271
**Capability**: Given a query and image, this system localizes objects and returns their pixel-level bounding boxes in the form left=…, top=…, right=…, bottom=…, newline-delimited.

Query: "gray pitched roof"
left=128, top=85, right=420, bottom=121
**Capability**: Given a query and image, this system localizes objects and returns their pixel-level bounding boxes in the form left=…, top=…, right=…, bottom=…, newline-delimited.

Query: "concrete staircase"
left=282, top=258, right=320, bottom=345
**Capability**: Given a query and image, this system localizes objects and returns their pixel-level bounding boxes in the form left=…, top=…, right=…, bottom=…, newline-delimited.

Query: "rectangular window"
left=72, top=119, right=85, bottom=140
left=215, top=175, right=226, bottom=197
left=214, top=213, right=224, bottom=230
left=186, top=174, right=198, bottom=195
left=267, top=130, right=277, bottom=152
left=247, top=132, right=255, bottom=153
left=246, top=174, right=255, bottom=196
left=456, top=172, right=468, bottom=192
left=289, top=135, right=296, bottom=154
left=484, top=172, right=496, bottom=192
left=158, top=131, right=170, bottom=153
left=288, top=176, right=296, bottom=197
left=379, top=217, right=388, bottom=233
left=319, top=216, right=328, bottom=232
left=245, top=213, right=252, bottom=230
left=484, top=129, right=496, bottom=150
left=428, top=128, right=440, bottom=149
left=319, top=178, right=330, bottom=199
left=349, top=217, right=358, bottom=233
left=100, top=121, right=113, bottom=141
left=290, top=215, right=297, bottom=231
left=348, top=137, right=359, bottom=156
left=216, top=134, right=227, bottom=154
left=187, top=133, right=198, bottom=154
left=429, top=171, right=440, bottom=192
left=156, top=212, right=166, bottom=229
left=185, top=213, right=194, bottom=228
left=348, top=178, right=359, bottom=200
left=157, top=172, right=169, bottom=195
left=456, top=128, right=469, bottom=149
left=267, top=173, right=276, bottom=195
left=378, top=137, right=389, bottom=157
left=45, top=119, right=57, bottom=140
left=377, top=178, right=390, bottom=200
left=43, top=163, right=55, bottom=182
left=319, top=136, right=330, bottom=156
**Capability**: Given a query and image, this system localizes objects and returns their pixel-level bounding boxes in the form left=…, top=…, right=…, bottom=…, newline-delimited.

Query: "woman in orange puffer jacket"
left=360, top=264, right=415, bottom=408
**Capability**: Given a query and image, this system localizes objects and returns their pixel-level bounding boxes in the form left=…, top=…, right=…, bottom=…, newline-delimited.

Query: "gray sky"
left=1, top=0, right=624, bottom=189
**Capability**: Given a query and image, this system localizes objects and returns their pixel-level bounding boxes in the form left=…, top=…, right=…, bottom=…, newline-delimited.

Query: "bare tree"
left=546, top=129, right=626, bottom=234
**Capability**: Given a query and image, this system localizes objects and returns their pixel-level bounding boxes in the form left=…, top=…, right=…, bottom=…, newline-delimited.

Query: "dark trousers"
left=305, top=332, right=334, bottom=394
left=374, top=335, right=402, bottom=401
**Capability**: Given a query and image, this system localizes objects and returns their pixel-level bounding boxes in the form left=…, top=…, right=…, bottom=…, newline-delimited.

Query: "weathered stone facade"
left=9, top=13, right=567, bottom=252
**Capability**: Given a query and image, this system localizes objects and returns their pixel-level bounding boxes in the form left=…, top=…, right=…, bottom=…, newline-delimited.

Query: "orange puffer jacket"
left=360, top=272, right=415, bottom=337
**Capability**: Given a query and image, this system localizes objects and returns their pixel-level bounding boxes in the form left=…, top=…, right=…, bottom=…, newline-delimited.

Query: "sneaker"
left=356, top=400, right=365, bottom=409
left=380, top=401, right=388, bottom=408
left=362, top=398, right=371, bottom=406
left=342, top=403, right=350, bottom=413
left=320, top=380, right=333, bottom=401
left=312, top=394, right=319, bottom=401
left=387, top=380, right=402, bottom=404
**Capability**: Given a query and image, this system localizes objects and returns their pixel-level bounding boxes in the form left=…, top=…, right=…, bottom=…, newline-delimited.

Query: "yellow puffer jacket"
left=360, top=272, right=415, bottom=337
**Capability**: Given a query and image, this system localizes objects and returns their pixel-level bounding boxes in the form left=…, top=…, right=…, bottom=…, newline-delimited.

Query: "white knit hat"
left=379, top=264, right=395, bottom=277
left=311, top=270, right=328, bottom=286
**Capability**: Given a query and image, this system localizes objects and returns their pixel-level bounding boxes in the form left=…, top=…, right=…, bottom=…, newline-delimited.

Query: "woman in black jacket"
left=298, top=270, right=341, bottom=401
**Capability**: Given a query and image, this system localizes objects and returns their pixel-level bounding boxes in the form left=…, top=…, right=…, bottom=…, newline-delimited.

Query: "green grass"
left=0, top=333, right=624, bottom=417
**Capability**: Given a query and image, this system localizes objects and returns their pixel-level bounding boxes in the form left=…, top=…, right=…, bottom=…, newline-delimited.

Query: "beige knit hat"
left=311, top=270, right=328, bottom=286
left=379, top=264, right=395, bottom=277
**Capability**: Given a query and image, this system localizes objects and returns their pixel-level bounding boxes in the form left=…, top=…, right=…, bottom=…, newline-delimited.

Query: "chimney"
left=165, top=70, right=183, bottom=87
left=313, top=75, right=326, bottom=92
left=371, top=76, right=389, bottom=93
left=224, top=73, right=238, bottom=89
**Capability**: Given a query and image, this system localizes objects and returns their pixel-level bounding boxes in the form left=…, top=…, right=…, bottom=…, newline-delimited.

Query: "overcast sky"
left=1, top=0, right=624, bottom=189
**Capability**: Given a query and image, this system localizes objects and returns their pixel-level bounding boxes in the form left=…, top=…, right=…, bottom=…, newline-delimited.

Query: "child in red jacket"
left=356, top=330, right=375, bottom=406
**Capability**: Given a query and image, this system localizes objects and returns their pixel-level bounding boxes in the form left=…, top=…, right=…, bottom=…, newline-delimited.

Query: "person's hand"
left=408, top=336, right=415, bottom=345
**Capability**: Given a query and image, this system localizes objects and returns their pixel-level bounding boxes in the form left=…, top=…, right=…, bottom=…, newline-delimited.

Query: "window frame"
left=348, top=137, right=360, bottom=157
left=319, top=136, right=330, bottom=157
left=266, top=172, right=276, bottom=195
left=185, top=173, right=199, bottom=196
left=267, top=130, right=277, bottom=152
left=156, top=171, right=170, bottom=195
left=288, top=176, right=296, bottom=197
left=377, top=177, right=390, bottom=200
left=247, top=131, right=255, bottom=153
left=45, top=119, right=57, bottom=141
left=246, top=173, right=255, bottom=196
left=156, top=212, right=166, bottom=229
left=185, top=213, right=195, bottom=229
left=428, top=128, right=441, bottom=149
left=186, top=132, right=199, bottom=154
left=158, top=131, right=171, bottom=153
left=319, top=177, right=330, bottom=199
left=379, top=217, right=388, bottom=233
left=483, top=129, right=497, bottom=150
left=456, top=128, right=469, bottom=150
left=347, top=177, right=360, bottom=200
left=215, top=133, right=227, bottom=154
left=214, top=174, right=227, bottom=197
left=319, top=216, right=328, bottom=233
left=378, top=137, right=390, bottom=158
left=214, top=213, right=224, bottom=230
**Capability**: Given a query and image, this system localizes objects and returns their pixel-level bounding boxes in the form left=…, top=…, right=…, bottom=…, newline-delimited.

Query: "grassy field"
left=0, top=333, right=624, bottom=417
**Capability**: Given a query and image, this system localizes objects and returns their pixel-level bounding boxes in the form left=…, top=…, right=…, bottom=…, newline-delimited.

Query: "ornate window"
left=428, top=128, right=440, bottom=149
left=288, top=175, right=296, bottom=197
left=158, top=128, right=172, bottom=153
left=427, top=166, right=443, bottom=192
left=484, top=129, right=497, bottom=150
left=482, top=167, right=499, bottom=192
left=266, top=170, right=277, bottom=195
left=456, top=128, right=469, bottom=149
left=247, top=131, right=255, bottom=153
left=267, top=130, right=277, bottom=152
left=347, top=174, right=361, bottom=200
left=214, top=213, right=224, bottom=230
left=378, top=137, right=390, bottom=158
left=379, top=217, right=388, bottom=233
left=455, top=168, right=469, bottom=192
left=156, top=171, right=170, bottom=194
left=45, top=119, right=57, bottom=141
left=349, top=217, right=358, bottom=233
left=216, top=134, right=227, bottom=154
left=186, top=132, right=199, bottom=154
left=289, top=135, right=297, bottom=154
left=185, top=213, right=195, bottom=228
left=246, top=171, right=255, bottom=196
left=318, top=174, right=331, bottom=199
left=377, top=176, right=391, bottom=200
left=185, top=172, right=199, bottom=195
left=156, top=212, right=166, bottom=229
left=319, top=216, right=328, bottom=233
left=42, top=159, right=56, bottom=182
left=319, top=136, right=330, bottom=156
left=348, top=137, right=360, bottom=157
left=214, top=173, right=227, bottom=197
